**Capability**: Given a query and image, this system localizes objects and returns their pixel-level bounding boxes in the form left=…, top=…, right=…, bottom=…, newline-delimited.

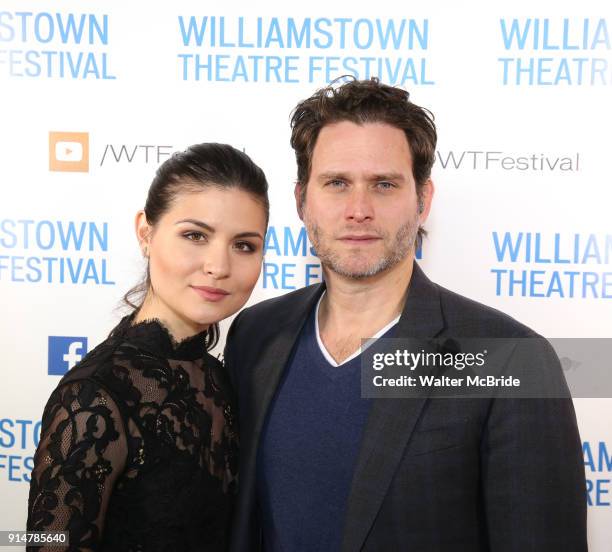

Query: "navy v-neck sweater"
left=257, top=308, right=397, bottom=551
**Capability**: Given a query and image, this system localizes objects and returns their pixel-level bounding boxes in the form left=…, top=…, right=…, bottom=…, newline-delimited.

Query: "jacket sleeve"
left=481, top=340, right=587, bottom=550
left=27, top=380, right=128, bottom=552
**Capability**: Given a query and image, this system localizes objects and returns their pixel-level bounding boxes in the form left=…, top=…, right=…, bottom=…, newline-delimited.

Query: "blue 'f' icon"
left=48, top=336, right=88, bottom=376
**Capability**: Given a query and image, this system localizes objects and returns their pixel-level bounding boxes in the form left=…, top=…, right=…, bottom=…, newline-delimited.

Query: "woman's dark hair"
left=123, top=142, right=269, bottom=350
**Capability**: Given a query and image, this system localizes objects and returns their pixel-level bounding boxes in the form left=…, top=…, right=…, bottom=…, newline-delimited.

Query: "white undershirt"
left=314, top=290, right=401, bottom=367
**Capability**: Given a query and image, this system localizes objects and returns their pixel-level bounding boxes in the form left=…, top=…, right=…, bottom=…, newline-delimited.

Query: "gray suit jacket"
left=225, top=263, right=587, bottom=551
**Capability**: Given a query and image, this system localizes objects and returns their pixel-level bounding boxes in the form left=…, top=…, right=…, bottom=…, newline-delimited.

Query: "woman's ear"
left=135, top=211, right=151, bottom=257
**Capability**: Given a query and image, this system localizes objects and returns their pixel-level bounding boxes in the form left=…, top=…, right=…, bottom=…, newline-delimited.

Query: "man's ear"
left=294, top=182, right=305, bottom=221
left=134, top=211, right=151, bottom=257
left=418, top=178, right=435, bottom=222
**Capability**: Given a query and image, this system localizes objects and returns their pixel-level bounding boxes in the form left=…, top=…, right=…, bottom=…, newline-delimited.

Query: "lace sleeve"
left=27, top=380, right=128, bottom=552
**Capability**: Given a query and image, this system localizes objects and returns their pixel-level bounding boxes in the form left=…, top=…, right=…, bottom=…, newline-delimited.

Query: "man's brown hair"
left=290, top=77, right=437, bottom=198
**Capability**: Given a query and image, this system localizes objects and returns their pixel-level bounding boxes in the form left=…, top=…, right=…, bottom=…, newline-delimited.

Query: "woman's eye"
left=234, top=241, right=256, bottom=253
left=184, top=231, right=207, bottom=242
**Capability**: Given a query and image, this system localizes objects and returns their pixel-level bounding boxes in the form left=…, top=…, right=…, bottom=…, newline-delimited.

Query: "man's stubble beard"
left=304, top=212, right=420, bottom=280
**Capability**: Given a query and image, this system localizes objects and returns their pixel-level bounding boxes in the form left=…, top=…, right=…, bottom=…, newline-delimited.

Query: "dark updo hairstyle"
left=123, top=142, right=269, bottom=350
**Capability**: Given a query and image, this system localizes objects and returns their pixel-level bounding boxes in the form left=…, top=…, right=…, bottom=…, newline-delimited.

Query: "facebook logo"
left=48, top=336, right=88, bottom=376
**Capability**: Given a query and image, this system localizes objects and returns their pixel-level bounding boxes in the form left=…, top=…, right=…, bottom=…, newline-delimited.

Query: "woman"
left=27, top=143, right=269, bottom=551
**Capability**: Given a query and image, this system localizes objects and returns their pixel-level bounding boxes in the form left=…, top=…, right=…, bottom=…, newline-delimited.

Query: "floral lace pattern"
left=27, top=317, right=238, bottom=552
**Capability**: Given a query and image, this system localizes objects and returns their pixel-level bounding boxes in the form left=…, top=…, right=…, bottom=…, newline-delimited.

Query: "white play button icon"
left=55, top=141, right=83, bottom=162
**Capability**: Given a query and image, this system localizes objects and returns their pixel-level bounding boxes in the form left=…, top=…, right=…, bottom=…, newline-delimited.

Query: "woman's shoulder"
left=53, top=315, right=160, bottom=411
left=58, top=315, right=133, bottom=386
left=56, top=315, right=215, bottom=406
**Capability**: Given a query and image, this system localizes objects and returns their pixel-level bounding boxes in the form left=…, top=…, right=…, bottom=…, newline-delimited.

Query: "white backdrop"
left=1, top=1, right=611, bottom=549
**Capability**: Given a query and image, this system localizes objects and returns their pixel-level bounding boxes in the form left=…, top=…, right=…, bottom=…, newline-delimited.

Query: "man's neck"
left=317, top=257, right=414, bottom=364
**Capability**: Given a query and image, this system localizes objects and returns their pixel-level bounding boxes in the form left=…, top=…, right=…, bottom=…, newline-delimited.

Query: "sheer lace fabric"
left=27, top=317, right=238, bottom=552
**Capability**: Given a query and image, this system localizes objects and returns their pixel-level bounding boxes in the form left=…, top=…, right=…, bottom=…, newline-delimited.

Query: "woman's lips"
left=191, top=286, right=230, bottom=302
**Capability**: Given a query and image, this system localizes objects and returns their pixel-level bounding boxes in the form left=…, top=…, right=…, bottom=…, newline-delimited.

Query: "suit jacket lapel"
left=341, top=263, right=445, bottom=552
left=249, top=283, right=325, bottom=437
left=238, top=282, right=325, bottom=547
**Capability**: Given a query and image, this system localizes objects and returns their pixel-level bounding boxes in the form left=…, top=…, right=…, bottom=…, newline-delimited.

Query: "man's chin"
left=325, top=260, right=389, bottom=280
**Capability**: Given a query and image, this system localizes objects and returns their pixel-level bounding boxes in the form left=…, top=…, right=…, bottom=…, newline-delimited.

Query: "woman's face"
left=137, top=186, right=267, bottom=339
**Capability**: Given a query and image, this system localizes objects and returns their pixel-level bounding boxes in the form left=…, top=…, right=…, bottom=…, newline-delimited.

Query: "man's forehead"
left=317, top=119, right=408, bottom=137
left=313, top=121, right=412, bottom=155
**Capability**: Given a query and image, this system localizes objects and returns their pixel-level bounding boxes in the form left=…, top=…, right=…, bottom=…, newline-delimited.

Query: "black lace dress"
left=27, top=316, right=238, bottom=552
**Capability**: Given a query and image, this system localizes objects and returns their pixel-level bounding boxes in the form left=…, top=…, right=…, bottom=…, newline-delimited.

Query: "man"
left=225, top=78, right=587, bottom=551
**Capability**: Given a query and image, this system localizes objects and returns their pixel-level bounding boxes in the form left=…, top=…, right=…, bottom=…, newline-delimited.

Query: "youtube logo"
left=55, top=141, right=83, bottom=162
left=49, top=132, right=89, bottom=172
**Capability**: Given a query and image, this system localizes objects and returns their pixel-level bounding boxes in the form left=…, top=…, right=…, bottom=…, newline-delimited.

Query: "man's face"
left=298, top=121, right=432, bottom=280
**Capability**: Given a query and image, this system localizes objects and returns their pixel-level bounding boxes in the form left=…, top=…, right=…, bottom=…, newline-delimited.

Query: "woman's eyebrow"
left=176, top=219, right=263, bottom=240
left=175, top=218, right=214, bottom=232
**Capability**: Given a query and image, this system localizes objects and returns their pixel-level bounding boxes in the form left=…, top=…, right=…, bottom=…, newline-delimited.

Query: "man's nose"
left=344, top=186, right=374, bottom=222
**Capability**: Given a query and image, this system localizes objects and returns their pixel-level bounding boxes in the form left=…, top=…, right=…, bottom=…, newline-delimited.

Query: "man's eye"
left=376, top=181, right=395, bottom=190
left=327, top=179, right=346, bottom=188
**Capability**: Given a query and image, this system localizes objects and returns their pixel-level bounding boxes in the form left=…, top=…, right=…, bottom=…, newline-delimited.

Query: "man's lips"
left=339, top=234, right=381, bottom=243
left=191, top=286, right=230, bottom=301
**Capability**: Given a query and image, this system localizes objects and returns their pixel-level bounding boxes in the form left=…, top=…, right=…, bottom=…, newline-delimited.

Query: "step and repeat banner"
left=1, top=1, right=611, bottom=548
